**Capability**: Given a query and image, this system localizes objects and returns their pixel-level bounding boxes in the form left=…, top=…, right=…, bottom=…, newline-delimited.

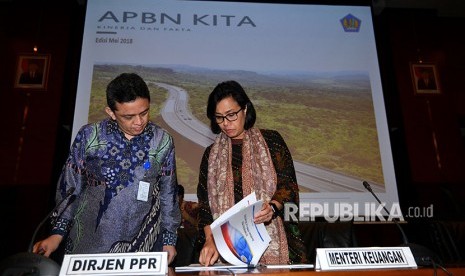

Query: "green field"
left=88, top=64, right=383, bottom=191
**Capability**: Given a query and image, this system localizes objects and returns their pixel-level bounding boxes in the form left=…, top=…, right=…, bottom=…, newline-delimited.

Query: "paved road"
left=157, top=82, right=385, bottom=193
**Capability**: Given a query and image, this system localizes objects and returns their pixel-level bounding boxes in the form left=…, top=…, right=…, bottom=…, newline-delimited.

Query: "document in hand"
left=210, top=192, right=271, bottom=267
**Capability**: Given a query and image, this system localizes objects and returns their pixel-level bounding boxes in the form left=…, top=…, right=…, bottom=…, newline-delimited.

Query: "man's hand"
left=163, top=245, right=177, bottom=264
left=32, top=234, right=63, bottom=257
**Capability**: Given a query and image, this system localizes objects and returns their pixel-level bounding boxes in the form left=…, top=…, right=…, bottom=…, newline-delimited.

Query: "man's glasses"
left=215, top=108, right=243, bottom=124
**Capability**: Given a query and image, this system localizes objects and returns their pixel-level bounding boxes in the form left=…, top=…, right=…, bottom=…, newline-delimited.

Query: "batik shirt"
left=51, top=118, right=181, bottom=254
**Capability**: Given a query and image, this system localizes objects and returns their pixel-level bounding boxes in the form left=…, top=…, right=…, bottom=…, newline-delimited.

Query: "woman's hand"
left=254, top=201, right=281, bottom=224
left=199, top=226, right=219, bottom=266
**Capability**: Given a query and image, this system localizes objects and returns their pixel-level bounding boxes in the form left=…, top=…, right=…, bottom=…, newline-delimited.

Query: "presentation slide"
left=74, top=0, right=399, bottom=216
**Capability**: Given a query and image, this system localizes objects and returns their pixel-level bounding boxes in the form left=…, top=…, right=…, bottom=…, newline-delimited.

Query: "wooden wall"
left=0, top=0, right=85, bottom=260
left=376, top=8, right=465, bottom=218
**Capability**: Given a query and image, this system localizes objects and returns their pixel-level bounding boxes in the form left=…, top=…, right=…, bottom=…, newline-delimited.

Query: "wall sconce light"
left=33, top=45, right=38, bottom=52
left=416, top=48, right=423, bottom=64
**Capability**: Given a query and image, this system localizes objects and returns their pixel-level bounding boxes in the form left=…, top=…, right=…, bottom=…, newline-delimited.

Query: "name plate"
left=59, top=252, right=167, bottom=275
left=315, top=247, right=417, bottom=271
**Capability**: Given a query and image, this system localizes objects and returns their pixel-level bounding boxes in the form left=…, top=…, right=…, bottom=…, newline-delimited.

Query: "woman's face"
left=215, top=96, right=247, bottom=139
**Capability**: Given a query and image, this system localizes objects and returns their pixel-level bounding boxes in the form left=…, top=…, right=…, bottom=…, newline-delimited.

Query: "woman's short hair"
left=207, top=80, right=256, bottom=134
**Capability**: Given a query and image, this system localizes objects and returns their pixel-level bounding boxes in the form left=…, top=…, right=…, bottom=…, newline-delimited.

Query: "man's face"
left=105, top=97, right=150, bottom=140
left=29, top=63, right=39, bottom=72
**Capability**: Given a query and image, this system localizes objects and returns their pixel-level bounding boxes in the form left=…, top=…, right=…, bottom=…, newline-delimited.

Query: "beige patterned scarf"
left=207, top=127, right=289, bottom=264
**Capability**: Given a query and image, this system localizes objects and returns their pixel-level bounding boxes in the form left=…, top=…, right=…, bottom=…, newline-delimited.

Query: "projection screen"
left=73, top=0, right=400, bottom=216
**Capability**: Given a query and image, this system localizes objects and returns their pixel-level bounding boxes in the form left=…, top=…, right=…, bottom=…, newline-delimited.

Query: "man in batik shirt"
left=33, top=73, right=181, bottom=264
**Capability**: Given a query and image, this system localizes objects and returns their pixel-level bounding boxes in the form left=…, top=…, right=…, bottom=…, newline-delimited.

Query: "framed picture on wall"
left=410, top=63, right=441, bottom=95
left=14, top=54, right=51, bottom=90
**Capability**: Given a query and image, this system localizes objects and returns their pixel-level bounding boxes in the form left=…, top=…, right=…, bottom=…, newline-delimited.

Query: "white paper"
left=210, top=192, right=271, bottom=266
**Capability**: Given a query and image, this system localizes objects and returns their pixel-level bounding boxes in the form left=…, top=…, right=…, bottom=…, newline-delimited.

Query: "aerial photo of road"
left=157, top=82, right=384, bottom=193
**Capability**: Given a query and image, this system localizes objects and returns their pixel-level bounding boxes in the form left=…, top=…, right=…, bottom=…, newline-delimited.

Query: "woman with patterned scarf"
left=196, top=80, right=308, bottom=266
